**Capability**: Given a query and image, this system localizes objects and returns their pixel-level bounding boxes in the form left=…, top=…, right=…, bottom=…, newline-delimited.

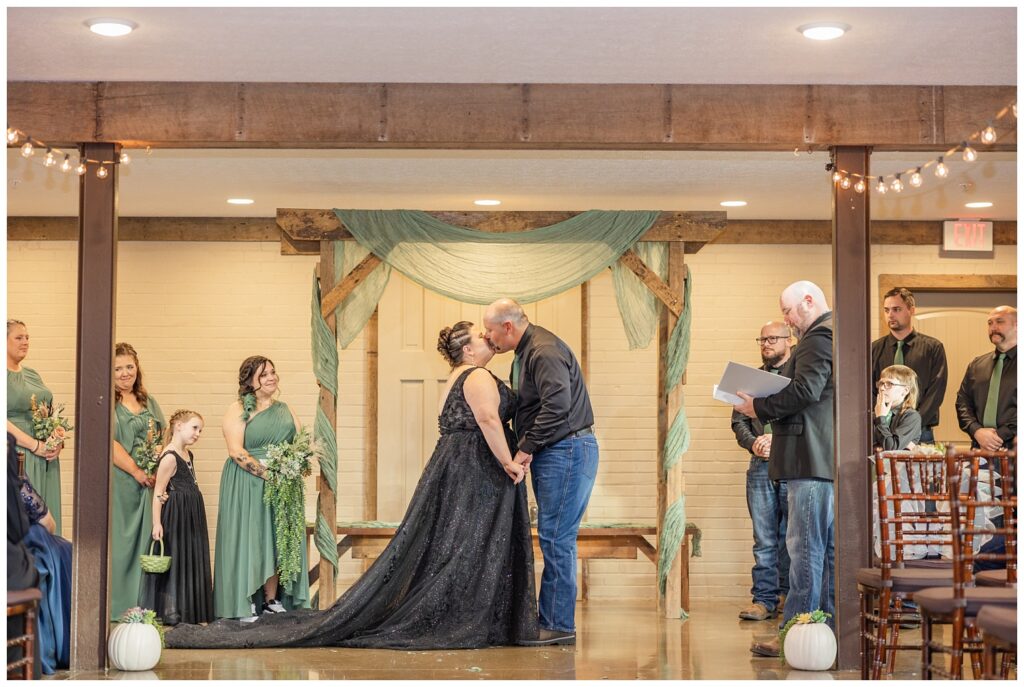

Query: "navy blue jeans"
left=782, top=479, right=835, bottom=628
left=530, top=434, right=599, bottom=633
left=746, top=458, right=789, bottom=611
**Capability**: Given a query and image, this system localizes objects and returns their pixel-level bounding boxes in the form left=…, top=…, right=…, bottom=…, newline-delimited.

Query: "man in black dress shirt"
left=955, top=306, right=1017, bottom=451
left=483, top=298, right=597, bottom=647
left=870, top=287, right=948, bottom=443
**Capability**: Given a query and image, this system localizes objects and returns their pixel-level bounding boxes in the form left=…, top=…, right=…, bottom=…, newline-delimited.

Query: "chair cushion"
left=857, top=567, right=953, bottom=592
left=904, top=557, right=953, bottom=569
left=914, top=586, right=1017, bottom=617
left=975, top=569, right=1009, bottom=587
left=976, top=605, right=1017, bottom=644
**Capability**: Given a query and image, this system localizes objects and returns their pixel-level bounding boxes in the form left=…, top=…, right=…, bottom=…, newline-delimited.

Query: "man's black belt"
left=569, top=426, right=594, bottom=438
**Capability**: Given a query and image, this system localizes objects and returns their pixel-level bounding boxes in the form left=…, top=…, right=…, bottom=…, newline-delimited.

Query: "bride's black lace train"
left=167, top=367, right=538, bottom=649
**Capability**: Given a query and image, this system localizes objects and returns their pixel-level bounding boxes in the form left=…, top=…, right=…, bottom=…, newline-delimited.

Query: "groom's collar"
left=514, top=323, right=536, bottom=357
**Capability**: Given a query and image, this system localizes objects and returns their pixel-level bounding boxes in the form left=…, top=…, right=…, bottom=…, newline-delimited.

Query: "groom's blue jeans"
left=530, top=434, right=599, bottom=633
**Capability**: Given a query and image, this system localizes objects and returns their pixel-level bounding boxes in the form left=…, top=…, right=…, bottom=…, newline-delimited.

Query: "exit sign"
left=943, top=220, right=993, bottom=252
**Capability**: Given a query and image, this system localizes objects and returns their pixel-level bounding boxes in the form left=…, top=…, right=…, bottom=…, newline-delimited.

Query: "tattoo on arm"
left=231, top=450, right=266, bottom=477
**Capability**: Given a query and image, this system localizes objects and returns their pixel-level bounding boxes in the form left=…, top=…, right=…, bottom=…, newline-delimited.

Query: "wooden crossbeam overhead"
left=8, top=82, right=1016, bottom=151
left=277, top=209, right=727, bottom=252
left=618, top=249, right=684, bottom=317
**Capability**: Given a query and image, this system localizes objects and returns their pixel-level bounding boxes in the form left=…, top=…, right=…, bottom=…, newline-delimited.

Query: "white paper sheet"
left=713, top=361, right=791, bottom=405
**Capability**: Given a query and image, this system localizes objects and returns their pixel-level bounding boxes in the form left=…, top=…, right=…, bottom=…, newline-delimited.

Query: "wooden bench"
left=307, top=522, right=701, bottom=608
left=6, top=587, right=41, bottom=680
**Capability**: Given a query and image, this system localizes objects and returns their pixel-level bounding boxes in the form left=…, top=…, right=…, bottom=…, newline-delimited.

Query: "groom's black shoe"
left=517, top=628, right=576, bottom=646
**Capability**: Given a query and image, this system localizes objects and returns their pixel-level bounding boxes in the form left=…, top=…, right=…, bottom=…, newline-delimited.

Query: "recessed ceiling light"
left=720, top=200, right=748, bottom=207
left=227, top=198, right=254, bottom=205
left=474, top=199, right=501, bottom=206
left=85, top=18, right=138, bottom=37
left=797, top=22, right=850, bottom=41
left=964, top=202, right=993, bottom=209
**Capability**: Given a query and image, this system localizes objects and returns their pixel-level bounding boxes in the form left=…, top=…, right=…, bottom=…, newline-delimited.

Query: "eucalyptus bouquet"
left=30, top=394, right=74, bottom=453
left=132, top=417, right=164, bottom=478
left=263, top=427, right=322, bottom=587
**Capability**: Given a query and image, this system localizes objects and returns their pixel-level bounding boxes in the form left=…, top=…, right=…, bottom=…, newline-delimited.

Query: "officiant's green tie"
left=982, top=352, right=1005, bottom=427
left=894, top=340, right=905, bottom=366
left=511, top=353, right=522, bottom=393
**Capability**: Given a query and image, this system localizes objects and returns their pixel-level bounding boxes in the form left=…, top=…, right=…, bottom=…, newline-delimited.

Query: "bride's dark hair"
left=436, top=321, right=474, bottom=367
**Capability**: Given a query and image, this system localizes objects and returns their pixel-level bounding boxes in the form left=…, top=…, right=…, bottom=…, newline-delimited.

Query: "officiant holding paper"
left=733, top=281, right=835, bottom=659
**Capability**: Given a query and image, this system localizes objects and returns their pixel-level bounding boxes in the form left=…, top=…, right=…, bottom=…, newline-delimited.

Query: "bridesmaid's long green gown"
left=214, top=401, right=310, bottom=619
left=111, top=398, right=165, bottom=620
left=7, top=366, right=62, bottom=532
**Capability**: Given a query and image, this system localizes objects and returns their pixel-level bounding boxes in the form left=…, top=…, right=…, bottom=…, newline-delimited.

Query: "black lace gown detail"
left=140, top=450, right=215, bottom=625
left=167, top=367, right=538, bottom=649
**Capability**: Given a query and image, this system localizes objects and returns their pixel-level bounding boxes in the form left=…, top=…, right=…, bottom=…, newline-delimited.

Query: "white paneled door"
left=377, top=273, right=581, bottom=521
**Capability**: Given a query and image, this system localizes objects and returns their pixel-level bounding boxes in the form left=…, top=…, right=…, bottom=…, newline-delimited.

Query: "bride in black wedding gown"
left=167, top=321, right=539, bottom=650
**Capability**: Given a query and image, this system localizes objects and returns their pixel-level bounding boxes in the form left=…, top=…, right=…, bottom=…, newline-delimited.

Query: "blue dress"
left=19, top=476, right=71, bottom=674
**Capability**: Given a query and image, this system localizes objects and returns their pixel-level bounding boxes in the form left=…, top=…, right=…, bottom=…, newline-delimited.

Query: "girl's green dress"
left=111, top=397, right=165, bottom=620
left=214, top=401, right=310, bottom=618
left=7, top=366, right=63, bottom=532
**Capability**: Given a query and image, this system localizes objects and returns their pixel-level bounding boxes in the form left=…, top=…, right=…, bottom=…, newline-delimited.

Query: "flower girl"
left=139, top=410, right=214, bottom=625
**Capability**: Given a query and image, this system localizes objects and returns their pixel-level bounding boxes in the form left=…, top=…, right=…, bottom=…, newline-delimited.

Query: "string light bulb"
left=832, top=170, right=842, bottom=183
left=60, top=154, right=72, bottom=173
left=962, top=142, right=977, bottom=162
left=876, top=177, right=888, bottom=195
left=43, top=149, right=57, bottom=167
left=6, top=128, right=19, bottom=144
left=909, top=168, right=923, bottom=187
left=119, top=151, right=131, bottom=166
left=840, top=176, right=852, bottom=190
left=96, top=165, right=108, bottom=179
left=75, top=161, right=87, bottom=176
left=890, top=174, right=904, bottom=193
left=854, top=178, right=866, bottom=194
left=20, top=142, right=34, bottom=157
left=980, top=125, right=997, bottom=144
left=934, top=157, right=949, bottom=178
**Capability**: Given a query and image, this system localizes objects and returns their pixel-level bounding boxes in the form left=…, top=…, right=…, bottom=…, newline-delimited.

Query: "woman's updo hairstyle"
left=238, top=355, right=276, bottom=399
left=436, top=321, right=474, bottom=367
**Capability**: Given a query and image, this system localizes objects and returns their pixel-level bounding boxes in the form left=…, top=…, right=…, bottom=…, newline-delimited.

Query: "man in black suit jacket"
left=735, top=281, right=835, bottom=658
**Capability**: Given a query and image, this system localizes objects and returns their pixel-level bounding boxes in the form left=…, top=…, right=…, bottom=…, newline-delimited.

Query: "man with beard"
left=734, top=281, right=834, bottom=658
left=870, top=288, right=948, bottom=443
left=956, top=305, right=1017, bottom=451
left=732, top=322, right=792, bottom=623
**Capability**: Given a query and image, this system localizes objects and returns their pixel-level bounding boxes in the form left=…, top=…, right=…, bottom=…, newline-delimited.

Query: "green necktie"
left=511, top=353, right=521, bottom=393
left=894, top=340, right=905, bottom=366
left=982, top=352, right=1005, bottom=428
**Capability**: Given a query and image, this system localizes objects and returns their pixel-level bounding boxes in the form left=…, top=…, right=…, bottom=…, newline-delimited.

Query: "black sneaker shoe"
left=262, top=598, right=286, bottom=614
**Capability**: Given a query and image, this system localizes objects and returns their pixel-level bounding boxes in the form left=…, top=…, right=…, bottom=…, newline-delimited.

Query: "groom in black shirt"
left=483, top=299, right=598, bottom=646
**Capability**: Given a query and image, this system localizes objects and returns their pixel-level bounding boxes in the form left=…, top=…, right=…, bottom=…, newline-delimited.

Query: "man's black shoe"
left=517, top=628, right=576, bottom=646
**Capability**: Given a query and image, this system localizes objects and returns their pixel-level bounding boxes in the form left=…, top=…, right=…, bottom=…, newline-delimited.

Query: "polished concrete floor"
left=51, top=598, right=955, bottom=680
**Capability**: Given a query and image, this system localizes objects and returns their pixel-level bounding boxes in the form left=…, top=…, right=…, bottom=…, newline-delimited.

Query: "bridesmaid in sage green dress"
left=7, top=319, right=64, bottom=533
left=215, top=355, right=310, bottom=620
left=111, top=342, right=165, bottom=620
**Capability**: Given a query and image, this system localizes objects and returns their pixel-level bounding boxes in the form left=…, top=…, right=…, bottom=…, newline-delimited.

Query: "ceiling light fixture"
left=85, top=18, right=138, bottom=37
left=719, top=200, right=747, bottom=207
left=797, top=22, right=850, bottom=41
left=964, top=202, right=993, bottom=209
left=227, top=198, right=254, bottom=205
left=474, top=199, right=501, bottom=206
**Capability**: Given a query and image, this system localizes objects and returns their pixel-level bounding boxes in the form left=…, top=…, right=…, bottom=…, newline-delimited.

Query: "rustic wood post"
left=316, top=240, right=338, bottom=607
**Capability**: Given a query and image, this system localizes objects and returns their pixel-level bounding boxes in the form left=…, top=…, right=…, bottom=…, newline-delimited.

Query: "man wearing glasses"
left=732, top=323, right=793, bottom=623
left=870, top=287, right=948, bottom=444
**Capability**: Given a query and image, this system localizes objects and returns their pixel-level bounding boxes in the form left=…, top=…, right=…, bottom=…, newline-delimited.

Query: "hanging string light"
left=5, top=127, right=132, bottom=177
left=827, top=99, right=1015, bottom=195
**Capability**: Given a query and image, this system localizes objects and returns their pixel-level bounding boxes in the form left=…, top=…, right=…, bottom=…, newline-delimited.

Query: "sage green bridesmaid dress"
left=111, top=397, right=165, bottom=619
left=214, top=401, right=310, bottom=619
left=7, top=366, right=62, bottom=532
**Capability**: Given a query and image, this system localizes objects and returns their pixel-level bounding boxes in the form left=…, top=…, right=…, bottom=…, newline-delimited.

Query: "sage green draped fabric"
left=610, top=242, right=667, bottom=349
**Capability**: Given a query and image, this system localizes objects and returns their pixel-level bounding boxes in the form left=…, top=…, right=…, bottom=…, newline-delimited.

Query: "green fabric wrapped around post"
left=310, top=272, right=340, bottom=579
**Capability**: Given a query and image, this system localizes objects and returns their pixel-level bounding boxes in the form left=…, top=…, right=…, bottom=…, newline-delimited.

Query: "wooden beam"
left=618, top=249, right=683, bottom=317
left=70, top=143, right=119, bottom=670
left=316, top=243, right=338, bottom=608
left=8, top=216, right=279, bottom=241
left=832, top=147, right=873, bottom=670
left=363, top=308, right=379, bottom=524
left=9, top=82, right=1016, bottom=151
left=718, top=220, right=1018, bottom=245
left=276, top=209, right=728, bottom=251
left=320, top=253, right=384, bottom=318
left=657, top=242, right=687, bottom=618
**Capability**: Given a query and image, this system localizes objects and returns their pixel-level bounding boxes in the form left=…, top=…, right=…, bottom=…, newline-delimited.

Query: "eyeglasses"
left=876, top=380, right=907, bottom=390
left=755, top=336, right=788, bottom=345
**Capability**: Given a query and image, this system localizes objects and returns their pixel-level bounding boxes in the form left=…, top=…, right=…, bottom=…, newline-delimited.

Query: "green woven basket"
left=140, top=538, right=171, bottom=574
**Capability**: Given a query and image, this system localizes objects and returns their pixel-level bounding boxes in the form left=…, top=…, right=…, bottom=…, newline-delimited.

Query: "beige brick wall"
left=7, top=239, right=1016, bottom=601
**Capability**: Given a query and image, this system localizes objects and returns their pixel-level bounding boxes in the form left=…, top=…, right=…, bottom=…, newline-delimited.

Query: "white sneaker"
left=238, top=602, right=259, bottom=623
left=262, top=599, right=286, bottom=614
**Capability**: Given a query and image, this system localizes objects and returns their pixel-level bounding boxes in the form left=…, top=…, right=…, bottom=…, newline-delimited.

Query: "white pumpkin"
left=783, top=623, right=837, bottom=672
left=108, top=623, right=162, bottom=672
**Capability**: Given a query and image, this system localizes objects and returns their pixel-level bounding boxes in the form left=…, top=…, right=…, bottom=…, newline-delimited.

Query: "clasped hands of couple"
left=502, top=450, right=532, bottom=485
